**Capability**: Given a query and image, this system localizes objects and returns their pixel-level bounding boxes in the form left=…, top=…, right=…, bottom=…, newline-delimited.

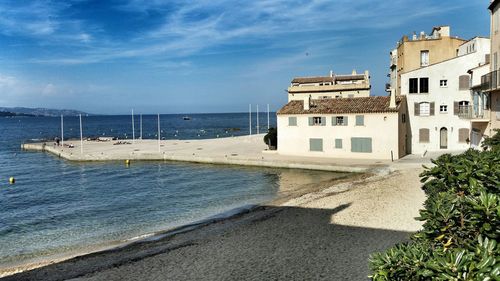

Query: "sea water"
left=0, top=114, right=345, bottom=270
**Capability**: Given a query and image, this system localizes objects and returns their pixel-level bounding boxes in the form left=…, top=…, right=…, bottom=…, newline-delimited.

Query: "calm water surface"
left=0, top=114, right=344, bottom=269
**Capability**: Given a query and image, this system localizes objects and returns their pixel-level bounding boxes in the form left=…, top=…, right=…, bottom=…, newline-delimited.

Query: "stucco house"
left=276, top=94, right=408, bottom=160
left=400, top=37, right=490, bottom=154
left=287, top=70, right=370, bottom=102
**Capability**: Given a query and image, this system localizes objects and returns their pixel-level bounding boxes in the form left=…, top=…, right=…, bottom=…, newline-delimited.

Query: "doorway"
left=440, top=127, right=448, bottom=149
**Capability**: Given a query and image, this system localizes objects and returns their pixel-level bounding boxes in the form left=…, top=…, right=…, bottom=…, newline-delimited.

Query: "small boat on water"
left=183, top=116, right=191, bottom=120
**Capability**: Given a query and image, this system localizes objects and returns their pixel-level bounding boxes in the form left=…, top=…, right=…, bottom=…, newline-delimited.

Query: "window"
left=288, top=116, right=297, bottom=126
left=454, top=101, right=470, bottom=115
left=308, top=117, right=325, bottom=126
left=419, top=78, right=429, bottom=93
left=355, top=115, right=364, bottom=126
left=333, top=116, right=348, bottom=126
left=409, top=78, right=418, bottom=93
left=421, top=50, right=429, bottom=66
left=440, top=80, right=448, bottom=87
left=419, top=128, right=430, bottom=143
left=335, top=139, right=343, bottom=149
left=440, top=105, right=448, bottom=113
left=351, top=137, right=372, bottom=153
left=458, top=128, right=469, bottom=143
left=419, top=102, right=430, bottom=116
left=309, top=138, right=323, bottom=152
left=459, top=75, right=470, bottom=90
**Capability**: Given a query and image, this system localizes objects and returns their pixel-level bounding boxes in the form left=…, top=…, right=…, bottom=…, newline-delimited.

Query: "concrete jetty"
left=21, top=135, right=392, bottom=173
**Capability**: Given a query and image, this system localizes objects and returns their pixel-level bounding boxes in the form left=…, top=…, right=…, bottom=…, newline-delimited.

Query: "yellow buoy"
left=125, top=159, right=130, bottom=165
left=9, top=177, right=15, bottom=184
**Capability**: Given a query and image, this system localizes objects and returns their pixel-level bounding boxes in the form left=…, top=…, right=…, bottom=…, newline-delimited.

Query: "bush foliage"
left=263, top=127, right=277, bottom=149
left=369, top=149, right=500, bottom=280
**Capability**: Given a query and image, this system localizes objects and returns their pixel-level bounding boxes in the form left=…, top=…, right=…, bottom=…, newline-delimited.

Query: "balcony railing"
left=481, top=69, right=499, bottom=91
left=457, top=105, right=490, bottom=120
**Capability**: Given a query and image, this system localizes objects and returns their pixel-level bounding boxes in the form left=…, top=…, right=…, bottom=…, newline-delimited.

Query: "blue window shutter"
left=332, top=117, right=337, bottom=126
left=344, top=116, right=348, bottom=126
left=308, top=117, right=313, bottom=126
left=310, top=138, right=323, bottom=151
left=356, top=115, right=364, bottom=126
left=335, top=139, right=342, bottom=148
left=321, top=117, right=326, bottom=126
left=351, top=137, right=372, bottom=153
left=288, top=117, right=297, bottom=126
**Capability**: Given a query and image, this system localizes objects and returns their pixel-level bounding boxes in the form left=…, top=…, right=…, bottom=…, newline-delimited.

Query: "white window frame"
left=440, top=80, right=448, bottom=87
left=313, top=117, right=322, bottom=126
left=420, top=102, right=430, bottom=116
left=421, top=50, right=429, bottom=67
left=439, top=105, right=448, bottom=113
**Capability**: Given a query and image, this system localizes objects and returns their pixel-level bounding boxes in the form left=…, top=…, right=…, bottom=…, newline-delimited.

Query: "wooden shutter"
left=288, top=117, right=297, bottom=126
left=459, top=128, right=469, bottom=143
left=414, top=102, right=420, bottom=116
left=419, top=128, right=429, bottom=143
left=309, top=138, right=323, bottom=151
left=459, top=75, right=470, bottom=90
left=430, top=102, right=435, bottom=116
left=332, top=116, right=337, bottom=126
left=356, top=115, right=364, bottom=126
left=453, top=102, right=459, bottom=115
left=308, top=117, right=313, bottom=126
left=351, top=138, right=372, bottom=153
left=344, top=116, right=348, bottom=126
left=321, top=117, right=326, bottom=126
left=335, top=139, right=342, bottom=149
left=486, top=54, right=491, bottom=64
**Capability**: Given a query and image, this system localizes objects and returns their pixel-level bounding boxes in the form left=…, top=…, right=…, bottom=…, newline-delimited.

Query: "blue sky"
left=0, top=0, right=490, bottom=114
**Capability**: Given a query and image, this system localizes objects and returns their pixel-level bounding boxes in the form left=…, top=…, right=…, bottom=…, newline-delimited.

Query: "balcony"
left=481, top=69, right=499, bottom=91
left=458, top=105, right=490, bottom=122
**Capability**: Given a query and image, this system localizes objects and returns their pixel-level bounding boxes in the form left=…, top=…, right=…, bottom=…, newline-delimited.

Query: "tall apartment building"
left=389, top=26, right=467, bottom=95
left=287, top=70, right=370, bottom=102
left=400, top=37, right=490, bottom=154
left=481, top=0, right=500, bottom=134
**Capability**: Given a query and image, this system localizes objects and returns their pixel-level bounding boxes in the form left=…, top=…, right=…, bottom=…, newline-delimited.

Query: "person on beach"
left=55, top=137, right=60, bottom=146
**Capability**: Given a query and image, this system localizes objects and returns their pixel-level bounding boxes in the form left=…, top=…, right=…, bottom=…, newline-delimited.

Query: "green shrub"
left=482, top=129, right=500, bottom=151
left=369, top=149, right=500, bottom=280
left=263, top=127, right=277, bottom=149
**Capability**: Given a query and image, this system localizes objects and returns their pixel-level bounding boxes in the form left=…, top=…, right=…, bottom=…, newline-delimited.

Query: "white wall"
left=277, top=113, right=401, bottom=160
left=401, top=37, right=490, bottom=154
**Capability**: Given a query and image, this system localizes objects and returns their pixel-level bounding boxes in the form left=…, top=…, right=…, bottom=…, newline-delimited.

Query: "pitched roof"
left=291, top=76, right=334, bottom=84
left=277, top=96, right=405, bottom=115
left=489, top=0, right=499, bottom=10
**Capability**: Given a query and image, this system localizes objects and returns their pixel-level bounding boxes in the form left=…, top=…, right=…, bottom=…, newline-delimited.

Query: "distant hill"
left=0, top=107, right=89, bottom=117
left=0, top=111, right=37, bottom=117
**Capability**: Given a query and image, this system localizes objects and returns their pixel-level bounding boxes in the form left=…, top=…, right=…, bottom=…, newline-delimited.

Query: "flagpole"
left=256, top=104, right=259, bottom=134
left=61, top=114, right=64, bottom=148
left=140, top=114, right=143, bottom=140
left=157, top=114, right=161, bottom=152
left=249, top=104, right=252, bottom=135
left=79, top=114, right=83, bottom=155
left=131, top=109, right=135, bottom=143
left=267, top=104, right=270, bottom=131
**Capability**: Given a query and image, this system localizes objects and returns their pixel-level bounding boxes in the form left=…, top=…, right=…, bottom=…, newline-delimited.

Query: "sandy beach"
left=2, top=164, right=426, bottom=281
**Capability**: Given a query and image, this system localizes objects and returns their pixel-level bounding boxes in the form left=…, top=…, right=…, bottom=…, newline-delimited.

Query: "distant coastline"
left=0, top=107, right=89, bottom=117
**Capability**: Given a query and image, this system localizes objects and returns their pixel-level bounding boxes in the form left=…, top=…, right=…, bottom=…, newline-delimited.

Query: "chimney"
left=304, top=95, right=311, bottom=110
left=419, top=31, right=425, bottom=39
left=364, top=70, right=369, bottom=78
left=389, top=89, right=396, bottom=109
left=352, top=69, right=357, bottom=75
left=329, top=70, right=333, bottom=77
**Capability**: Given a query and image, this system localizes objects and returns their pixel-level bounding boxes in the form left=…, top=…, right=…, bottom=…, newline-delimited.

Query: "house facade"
left=389, top=26, right=466, bottom=95
left=276, top=95, right=407, bottom=160
left=400, top=37, right=490, bottom=154
left=287, top=70, right=370, bottom=102
left=480, top=0, right=500, bottom=136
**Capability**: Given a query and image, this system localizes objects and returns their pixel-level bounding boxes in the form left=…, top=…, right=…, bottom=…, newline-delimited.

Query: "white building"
left=287, top=70, right=370, bottom=102
left=400, top=37, right=490, bottom=154
left=276, top=95, right=408, bottom=160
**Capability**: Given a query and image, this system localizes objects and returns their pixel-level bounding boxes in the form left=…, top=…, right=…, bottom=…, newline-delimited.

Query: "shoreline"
left=0, top=169, right=366, bottom=278
left=3, top=165, right=424, bottom=280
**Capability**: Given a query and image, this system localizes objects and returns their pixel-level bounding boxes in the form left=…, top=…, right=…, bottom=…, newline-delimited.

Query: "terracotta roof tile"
left=277, top=96, right=405, bottom=115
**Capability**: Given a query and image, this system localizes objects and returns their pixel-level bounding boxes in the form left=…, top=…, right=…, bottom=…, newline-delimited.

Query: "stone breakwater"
left=22, top=135, right=389, bottom=173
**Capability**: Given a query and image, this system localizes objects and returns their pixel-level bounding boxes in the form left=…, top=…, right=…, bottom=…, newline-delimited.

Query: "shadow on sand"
left=3, top=204, right=413, bottom=281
